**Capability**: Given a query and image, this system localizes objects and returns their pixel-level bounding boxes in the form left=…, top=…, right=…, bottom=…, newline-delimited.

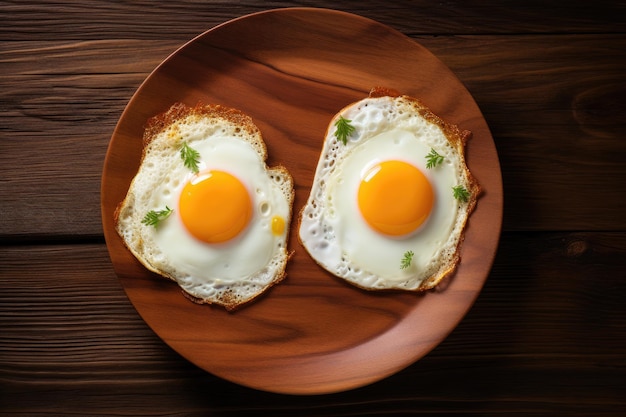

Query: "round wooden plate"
left=101, top=8, right=502, bottom=395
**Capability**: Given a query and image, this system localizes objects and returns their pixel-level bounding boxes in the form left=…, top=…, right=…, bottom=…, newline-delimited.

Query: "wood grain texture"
left=2, top=0, right=625, bottom=41
left=2, top=0, right=626, bottom=413
left=2, top=34, right=625, bottom=238
left=428, top=34, right=626, bottom=231
left=0, top=39, right=181, bottom=241
left=1, top=235, right=624, bottom=414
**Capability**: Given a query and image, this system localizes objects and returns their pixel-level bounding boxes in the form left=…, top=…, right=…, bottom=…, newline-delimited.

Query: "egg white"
left=151, top=138, right=289, bottom=283
left=116, top=108, right=293, bottom=307
left=299, top=95, right=474, bottom=290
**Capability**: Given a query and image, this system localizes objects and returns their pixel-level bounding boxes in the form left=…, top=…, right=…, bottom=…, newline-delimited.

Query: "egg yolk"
left=358, top=160, right=434, bottom=236
left=271, top=215, right=285, bottom=236
left=179, top=170, right=252, bottom=244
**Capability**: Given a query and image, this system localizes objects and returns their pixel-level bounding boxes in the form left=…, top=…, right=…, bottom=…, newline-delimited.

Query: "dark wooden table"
left=2, top=1, right=625, bottom=415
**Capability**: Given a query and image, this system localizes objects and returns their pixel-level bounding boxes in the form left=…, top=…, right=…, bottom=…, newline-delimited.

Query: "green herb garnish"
left=425, top=148, right=444, bottom=169
left=452, top=185, right=471, bottom=202
left=400, top=250, right=414, bottom=270
left=141, top=206, right=173, bottom=228
left=334, top=115, right=355, bottom=145
left=180, top=142, right=200, bottom=173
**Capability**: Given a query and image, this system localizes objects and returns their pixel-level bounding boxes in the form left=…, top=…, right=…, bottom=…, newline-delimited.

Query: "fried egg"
left=298, top=88, right=480, bottom=291
left=115, top=103, right=294, bottom=310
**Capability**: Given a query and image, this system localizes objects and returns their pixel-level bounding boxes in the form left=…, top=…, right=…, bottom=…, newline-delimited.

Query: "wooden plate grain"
left=101, top=8, right=502, bottom=395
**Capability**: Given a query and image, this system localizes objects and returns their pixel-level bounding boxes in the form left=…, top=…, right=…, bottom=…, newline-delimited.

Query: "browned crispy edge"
left=183, top=246, right=295, bottom=312
left=298, top=87, right=481, bottom=293
left=143, top=102, right=267, bottom=157
left=114, top=103, right=294, bottom=311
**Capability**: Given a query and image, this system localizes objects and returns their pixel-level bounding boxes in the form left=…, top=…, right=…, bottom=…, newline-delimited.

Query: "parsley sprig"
left=334, top=115, right=355, bottom=145
left=452, top=185, right=471, bottom=202
left=141, top=206, right=173, bottom=228
left=180, top=142, right=200, bottom=173
left=425, top=148, right=444, bottom=169
left=400, top=250, right=414, bottom=270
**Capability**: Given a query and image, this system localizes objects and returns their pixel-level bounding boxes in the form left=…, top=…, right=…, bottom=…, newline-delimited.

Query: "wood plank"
left=1, top=0, right=625, bottom=41
left=2, top=35, right=625, bottom=239
left=1, top=233, right=625, bottom=413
